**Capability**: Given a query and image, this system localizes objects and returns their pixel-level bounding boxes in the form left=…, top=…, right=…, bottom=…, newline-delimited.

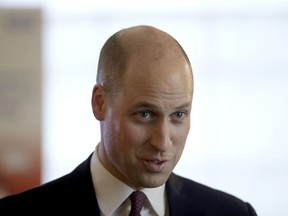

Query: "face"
left=94, top=53, right=193, bottom=189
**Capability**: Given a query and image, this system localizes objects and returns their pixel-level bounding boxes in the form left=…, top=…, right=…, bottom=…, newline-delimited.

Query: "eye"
left=132, top=110, right=154, bottom=123
left=138, top=111, right=151, bottom=119
left=171, top=111, right=187, bottom=122
left=175, top=112, right=184, bottom=118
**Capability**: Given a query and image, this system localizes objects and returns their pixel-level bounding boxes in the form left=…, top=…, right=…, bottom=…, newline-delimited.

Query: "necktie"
left=129, top=190, right=147, bottom=216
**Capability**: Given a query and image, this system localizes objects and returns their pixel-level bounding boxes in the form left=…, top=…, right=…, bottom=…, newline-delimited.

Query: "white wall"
left=1, top=1, right=287, bottom=215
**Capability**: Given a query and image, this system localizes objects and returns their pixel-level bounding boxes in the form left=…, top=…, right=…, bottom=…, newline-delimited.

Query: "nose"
left=150, top=119, right=172, bottom=152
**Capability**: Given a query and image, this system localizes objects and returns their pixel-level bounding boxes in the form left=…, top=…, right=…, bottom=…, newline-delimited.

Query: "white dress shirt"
left=90, top=146, right=168, bottom=216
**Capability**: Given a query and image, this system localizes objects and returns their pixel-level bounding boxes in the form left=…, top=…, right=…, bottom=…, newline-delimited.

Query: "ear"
left=91, top=84, right=107, bottom=121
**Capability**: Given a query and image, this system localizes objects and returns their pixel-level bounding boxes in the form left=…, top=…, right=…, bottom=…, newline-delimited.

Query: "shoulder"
left=166, top=173, right=257, bottom=216
left=0, top=153, right=98, bottom=214
left=0, top=173, right=70, bottom=212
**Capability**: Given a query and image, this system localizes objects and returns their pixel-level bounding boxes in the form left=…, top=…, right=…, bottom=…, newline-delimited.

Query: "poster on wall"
left=0, top=8, right=42, bottom=197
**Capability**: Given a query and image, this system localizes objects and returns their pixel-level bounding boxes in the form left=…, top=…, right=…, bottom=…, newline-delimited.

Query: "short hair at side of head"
left=96, top=29, right=128, bottom=95
left=96, top=25, right=193, bottom=97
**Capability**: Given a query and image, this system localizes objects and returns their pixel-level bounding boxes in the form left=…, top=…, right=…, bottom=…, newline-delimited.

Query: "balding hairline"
left=96, top=25, right=193, bottom=99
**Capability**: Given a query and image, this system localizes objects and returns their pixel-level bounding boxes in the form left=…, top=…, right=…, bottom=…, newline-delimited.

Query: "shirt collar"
left=90, top=145, right=166, bottom=216
left=142, top=186, right=166, bottom=216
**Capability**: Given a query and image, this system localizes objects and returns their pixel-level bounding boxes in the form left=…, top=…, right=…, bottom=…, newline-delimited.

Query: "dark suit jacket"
left=0, top=153, right=257, bottom=215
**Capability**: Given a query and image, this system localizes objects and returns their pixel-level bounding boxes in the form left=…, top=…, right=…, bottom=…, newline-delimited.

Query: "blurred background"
left=0, top=0, right=287, bottom=215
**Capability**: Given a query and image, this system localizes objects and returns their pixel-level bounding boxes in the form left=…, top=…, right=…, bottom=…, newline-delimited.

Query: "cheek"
left=172, top=124, right=190, bottom=149
left=181, top=121, right=190, bottom=140
left=119, top=122, right=149, bottom=147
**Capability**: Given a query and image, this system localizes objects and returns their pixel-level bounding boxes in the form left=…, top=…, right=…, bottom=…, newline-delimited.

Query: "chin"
left=144, top=182, right=165, bottom=188
left=141, top=175, right=169, bottom=188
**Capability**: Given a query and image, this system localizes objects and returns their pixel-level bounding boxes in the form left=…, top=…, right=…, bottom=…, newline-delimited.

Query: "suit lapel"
left=166, top=173, right=204, bottom=216
left=64, top=153, right=101, bottom=215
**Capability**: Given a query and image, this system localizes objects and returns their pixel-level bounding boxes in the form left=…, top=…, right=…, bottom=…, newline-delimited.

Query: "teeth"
left=151, top=160, right=161, bottom=164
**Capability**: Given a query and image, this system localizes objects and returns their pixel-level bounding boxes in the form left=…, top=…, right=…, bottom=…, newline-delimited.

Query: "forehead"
left=118, top=53, right=193, bottom=110
left=124, top=50, right=192, bottom=89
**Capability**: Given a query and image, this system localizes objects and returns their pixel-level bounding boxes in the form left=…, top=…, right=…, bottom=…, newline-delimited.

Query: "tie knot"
left=129, top=191, right=147, bottom=216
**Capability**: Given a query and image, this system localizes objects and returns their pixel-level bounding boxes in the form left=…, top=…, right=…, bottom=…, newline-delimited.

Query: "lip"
left=142, top=159, right=169, bottom=173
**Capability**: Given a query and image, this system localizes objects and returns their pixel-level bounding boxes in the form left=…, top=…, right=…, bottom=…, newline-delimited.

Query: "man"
left=0, top=25, right=257, bottom=215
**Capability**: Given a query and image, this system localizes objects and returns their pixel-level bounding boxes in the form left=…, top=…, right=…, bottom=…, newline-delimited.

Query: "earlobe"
left=91, top=84, right=107, bottom=120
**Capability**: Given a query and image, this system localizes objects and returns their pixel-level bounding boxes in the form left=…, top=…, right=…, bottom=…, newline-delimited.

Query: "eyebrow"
left=132, top=102, right=191, bottom=111
left=174, top=102, right=191, bottom=110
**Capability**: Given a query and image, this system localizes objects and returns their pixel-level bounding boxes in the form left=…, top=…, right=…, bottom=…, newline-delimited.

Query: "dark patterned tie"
left=129, top=191, right=147, bottom=216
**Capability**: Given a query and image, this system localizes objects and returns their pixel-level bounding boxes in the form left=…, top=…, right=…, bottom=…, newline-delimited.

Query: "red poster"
left=0, top=8, right=42, bottom=197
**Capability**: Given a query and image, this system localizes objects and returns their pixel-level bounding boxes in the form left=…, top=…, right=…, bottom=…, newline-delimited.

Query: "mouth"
left=143, top=159, right=169, bottom=172
left=150, top=160, right=163, bottom=164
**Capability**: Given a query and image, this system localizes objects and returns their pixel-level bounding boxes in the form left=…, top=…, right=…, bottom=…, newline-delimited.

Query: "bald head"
left=96, top=25, right=193, bottom=96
